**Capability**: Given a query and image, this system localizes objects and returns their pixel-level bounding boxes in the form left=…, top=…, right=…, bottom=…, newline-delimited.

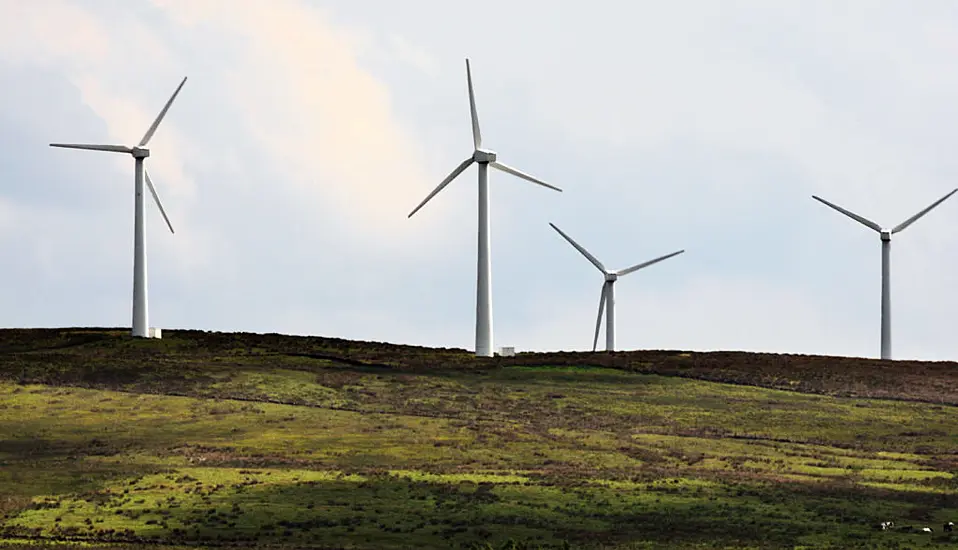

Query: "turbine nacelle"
left=131, top=147, right=150, bottom=159
left=473, top=149, right=497, bottom=163
left=604, top=272, right=618, bottom=282
left=880, top=230, right=891, bottom=242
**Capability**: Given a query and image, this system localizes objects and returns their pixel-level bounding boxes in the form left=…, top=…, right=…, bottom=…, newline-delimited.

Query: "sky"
left=1, top=0, right=957, bottom=360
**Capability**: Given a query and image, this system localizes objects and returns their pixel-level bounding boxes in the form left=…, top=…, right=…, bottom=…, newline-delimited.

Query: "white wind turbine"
left=408, top=59, right=562, bottom=357
left=812, top=188, right=958, bottom=360
left=50, top=77, right=187, bottom=339
left=549, top=223, right=684, bottom=352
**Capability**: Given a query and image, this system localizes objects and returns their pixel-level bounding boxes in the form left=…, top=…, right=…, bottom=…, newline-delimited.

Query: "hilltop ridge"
left=1, top=327, right=956, bottom=405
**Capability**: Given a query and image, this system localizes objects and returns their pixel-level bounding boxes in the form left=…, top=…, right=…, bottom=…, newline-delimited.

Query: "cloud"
left=0, top=0, right=956, bottom=361
left=0, top=0, right=457, bottom=331
left=386, top=34, right=440, bottom=78
left=0, top=196, right=14, bottom=235
left=0, top=1, right=110, bottom=65
left=3, top=0, right=453, bottom=256
left=149, top=0, right=458, bottom=251
left=513, top=9, right=934, bottom=206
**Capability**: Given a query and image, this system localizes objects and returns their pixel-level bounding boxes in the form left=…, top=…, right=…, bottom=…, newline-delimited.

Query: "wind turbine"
left=408, top=59, right=562, bottom=358
left=50, top=77, right=187, bottom=339
left=549, top=222, right=684, bottom=352
left=812, top=187, right=958, bottom=360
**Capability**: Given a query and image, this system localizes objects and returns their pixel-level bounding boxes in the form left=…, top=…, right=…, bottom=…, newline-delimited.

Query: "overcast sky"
left=1, top=0, right=957, bottom=360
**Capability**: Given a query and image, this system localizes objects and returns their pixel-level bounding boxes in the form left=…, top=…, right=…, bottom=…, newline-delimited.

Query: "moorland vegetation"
left=2, top=328, right=958, bottom=549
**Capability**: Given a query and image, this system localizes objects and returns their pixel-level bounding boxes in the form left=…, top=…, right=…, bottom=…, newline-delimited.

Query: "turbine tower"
left=50, top=77, right=187, bottom=339
left=549, top=223, right=684, bottom=352
left=812, top=187, right=958, bottom=360
left=408, top=59, right=562, bottom=357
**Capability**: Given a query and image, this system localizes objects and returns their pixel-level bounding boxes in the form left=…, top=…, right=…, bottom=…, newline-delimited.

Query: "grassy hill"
left=1, top=328, right=958, bottom=549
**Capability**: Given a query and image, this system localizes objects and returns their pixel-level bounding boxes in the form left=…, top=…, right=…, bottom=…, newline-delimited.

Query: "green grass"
left=2, top=329, right=958, bottom=549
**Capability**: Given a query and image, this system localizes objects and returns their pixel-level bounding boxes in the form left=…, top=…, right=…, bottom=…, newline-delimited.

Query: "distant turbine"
left=408, top=59, right=562, bottom=357
left=812, top=188, right=958, bottom=360
left=50, top=77, right=187, bottom=339
left=549, top=222, right=684, bottom=352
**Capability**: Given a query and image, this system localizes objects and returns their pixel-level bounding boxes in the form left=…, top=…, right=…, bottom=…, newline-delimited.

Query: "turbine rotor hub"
left=880, top=230, right=891, bottom=241
left=131, top=147, right=150, bottom=159
left=473, top=149, right=497, bottom=163
left=605, top=273, right=618, bottom=282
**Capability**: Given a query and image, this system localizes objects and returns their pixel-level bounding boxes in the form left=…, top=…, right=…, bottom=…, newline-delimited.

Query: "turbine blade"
left=811, top=195, right=881, bottom=232
left=144, top=169, right=175, bottom=234
left=138, top=76, right=188, bottom=147
left=549, top=222, right=606, bottom=273
left=490, top=161, right=562, bottom=192
left=891, top=187, right=958, bottom=234
left=466, top=58, right=481, bottom=149
left=616, top=250, right=685, bottom=277
left=407, top=157, right=474, bottom=218
left=49, top=143, right=132, bottom=153
left=592, top=283, right=608, bottom=353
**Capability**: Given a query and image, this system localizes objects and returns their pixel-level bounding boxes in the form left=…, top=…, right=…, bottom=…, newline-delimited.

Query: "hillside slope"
left=1, top=328, right=957, bottom=549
